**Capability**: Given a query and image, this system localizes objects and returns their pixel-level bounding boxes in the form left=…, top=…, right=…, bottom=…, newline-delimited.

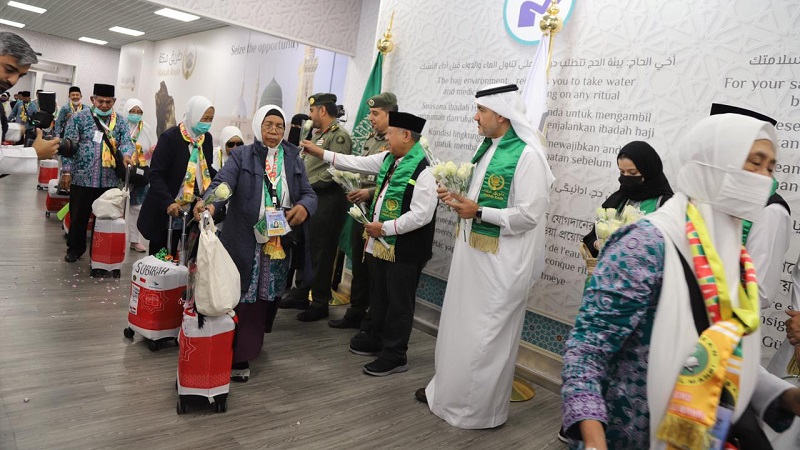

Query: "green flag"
left=338, top=52, right=383, bottom=261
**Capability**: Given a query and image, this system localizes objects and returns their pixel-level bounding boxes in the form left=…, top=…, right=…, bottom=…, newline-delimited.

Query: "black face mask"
left=619, top=175, right=644, bottom=189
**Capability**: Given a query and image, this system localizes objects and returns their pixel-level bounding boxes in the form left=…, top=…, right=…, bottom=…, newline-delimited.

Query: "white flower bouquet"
left=431, top=161, right=475, bottom=197
left=204, top=182, right=232, bottom=204
left=348, top=205, right=390, bottom=249
left=328, top=167, right=362, bottom=194
left=594, top=205, right=645, bottom=249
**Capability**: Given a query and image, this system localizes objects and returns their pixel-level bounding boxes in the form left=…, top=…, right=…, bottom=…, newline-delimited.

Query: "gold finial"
left=377, top=10, right=395, bottom=55
left=539, top=0, right=562, bottom=35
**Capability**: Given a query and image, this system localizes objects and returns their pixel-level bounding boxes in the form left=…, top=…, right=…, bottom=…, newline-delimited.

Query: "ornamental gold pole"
left=539, top=0, right=563, bottom=80
left=377, top=10, right=396, bottom=55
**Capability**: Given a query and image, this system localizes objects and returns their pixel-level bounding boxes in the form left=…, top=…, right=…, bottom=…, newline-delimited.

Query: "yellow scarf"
left=97, top=111, right=118, bottom=169
left=176, top=122, right=210, bottom=205
left=130, top=121, right=147, bottom=166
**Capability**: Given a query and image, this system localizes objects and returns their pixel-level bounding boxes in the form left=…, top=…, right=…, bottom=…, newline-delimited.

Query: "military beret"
left=309, top=92, right=337, bottom=106
left=367, top=92, right=397, bottom=108
left=388, top=111, right=426, bottom=134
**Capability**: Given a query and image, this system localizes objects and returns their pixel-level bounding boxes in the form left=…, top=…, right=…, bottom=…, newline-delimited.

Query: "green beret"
left=367, top=92, right=397, bottom=108
left=309, top=92, right=337, bottom=106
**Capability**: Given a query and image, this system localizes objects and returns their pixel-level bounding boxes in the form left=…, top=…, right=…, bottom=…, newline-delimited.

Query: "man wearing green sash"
left=302, top=111, right=438, bottom=376
left=417, top=84, right=555, bottom=429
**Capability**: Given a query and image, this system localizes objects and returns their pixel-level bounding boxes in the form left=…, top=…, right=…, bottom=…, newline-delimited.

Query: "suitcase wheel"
left=176, top=397, right=187, bottom=415
left=147, top=340, right=160, bottom=352
left=123, top=327, right=134, bottom=339
left=45, top=211, right=50, bottom=218
left=90, top=269, right=100, bottom=278
left=113, top=270, right=121, bottom=279
left=214, top=394, right=228, bottom=413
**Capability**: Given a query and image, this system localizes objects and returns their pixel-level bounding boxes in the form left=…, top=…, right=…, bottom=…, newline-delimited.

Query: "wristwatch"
left=475, top=207, right=483, bottom=223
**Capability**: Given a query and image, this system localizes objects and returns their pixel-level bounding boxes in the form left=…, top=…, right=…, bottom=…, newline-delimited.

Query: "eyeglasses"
left=226, top=141, right=244, bottom=148
left=261, top=123, right=285, bottom=132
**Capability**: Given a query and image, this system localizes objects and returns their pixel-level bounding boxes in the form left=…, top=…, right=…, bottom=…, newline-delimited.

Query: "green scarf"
left=469, top=127, right=526, bottom=254
left=367, top=142, right=426, bottom=261
left=742, top=178, right=778, bottom=244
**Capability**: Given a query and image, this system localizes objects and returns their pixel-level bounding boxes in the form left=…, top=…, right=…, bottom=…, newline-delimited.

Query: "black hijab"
left=602, top=141, right=673, bottom=208
left=287, top=113, right=310, bottom=146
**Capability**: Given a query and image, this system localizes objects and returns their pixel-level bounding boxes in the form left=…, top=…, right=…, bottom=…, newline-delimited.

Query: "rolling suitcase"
left=45, top=180, right=69, bottom=218
left=37, top=159, right=58, bottom=190
left=176, top=307, right=237, bottom=414
left=62, top=211, right=94, bottom=239
left=90, top=166, right=131, bottom=278
left=124, top=213, right=189, bottom=351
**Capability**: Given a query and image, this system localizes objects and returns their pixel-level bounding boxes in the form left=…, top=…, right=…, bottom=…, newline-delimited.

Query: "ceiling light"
left=154, top=8, right=199, bottom=22
left=7, top=1, right=46, bottom=14
left=109, top=26, right=144, bottom=37
left=78, top=37, right=107, bottom=45
left=0, top=18, right=25, bottom=28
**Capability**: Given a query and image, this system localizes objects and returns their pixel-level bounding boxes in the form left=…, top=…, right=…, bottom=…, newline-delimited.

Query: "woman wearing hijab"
left=193, top=105, right=317, bottom=382
left=562, top=114, right=800, bottom=449
left=212, top=125, right=244, bottom=171
left=124, top=98, right=157, bottom=253
left=582, top=141, right=673, bottom=257
left=138, top=96, right=216, bottom=255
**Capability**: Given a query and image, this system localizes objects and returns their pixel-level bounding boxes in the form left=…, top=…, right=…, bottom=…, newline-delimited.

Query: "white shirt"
left=746, top=202, right=791, bottom=309
left=323, top=149, right=437, bottom=255
left=268, top=146, right=291, bottom=208
left=0, top=143, right=38, bottom=175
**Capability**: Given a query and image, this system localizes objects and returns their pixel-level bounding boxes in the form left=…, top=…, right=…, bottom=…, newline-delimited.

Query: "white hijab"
left=474, top=84, right=555, bottom=188
left=123, top=98, right=143, bottom=120
left=122, top=97, right=156, bottom=153
left=182, top=95, right=213, bottom=139
left=646, top=113, right=777, bottom=442
left=252, top=104, right=286, bottom=146
left=215, top=125, right=244, bottom=170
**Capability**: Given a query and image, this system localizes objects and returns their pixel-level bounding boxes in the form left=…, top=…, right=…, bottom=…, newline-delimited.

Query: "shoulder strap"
left=91, top=113, right=115, bottom=154
left=674, top=244, right=710, bottom=335
left=767, top=192, right=790, bottom=215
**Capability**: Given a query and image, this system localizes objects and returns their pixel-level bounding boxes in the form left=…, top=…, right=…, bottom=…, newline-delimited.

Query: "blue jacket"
left=207, top=139, right=318, bottom=293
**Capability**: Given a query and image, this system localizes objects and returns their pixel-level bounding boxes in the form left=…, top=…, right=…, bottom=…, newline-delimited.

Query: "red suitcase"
left=90, top=217, right=127, bottom=278
left=62, top=212, right=94, bottom=239
left=37, top=159, right=58, bottom=190
left=176, top=307, right=237, bottom=414
left=45, top=180, right=69, bottom=218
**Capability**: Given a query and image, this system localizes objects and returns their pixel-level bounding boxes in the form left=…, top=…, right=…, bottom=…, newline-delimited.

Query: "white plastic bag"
left=92, top=188, right=129, bottom=219
left=194, top=213, right=240, bottom=317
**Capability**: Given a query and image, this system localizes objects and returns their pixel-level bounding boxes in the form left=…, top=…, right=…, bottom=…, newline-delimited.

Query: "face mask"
left=618, top=175, right=644, bottom=189
left=128, top=114, right=142, bottom=123
left=94, top=107, right=112, bottom=117
left=71, top=101, right=81, bottom=106
left=713, top=167, right=772, bottom=221
left=192, top=121, right=211, bottom=135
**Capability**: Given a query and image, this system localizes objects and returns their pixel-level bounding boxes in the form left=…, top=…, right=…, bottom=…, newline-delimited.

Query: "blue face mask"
left=192, top=121, right=211, bottom=135
left=128, top=114, right=142, bottom=123
left=94, top=107, right=112, bottom=117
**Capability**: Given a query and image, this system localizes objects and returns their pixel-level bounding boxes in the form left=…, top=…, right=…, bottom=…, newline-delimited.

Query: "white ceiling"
left=0, top=0, right=225, bottom=49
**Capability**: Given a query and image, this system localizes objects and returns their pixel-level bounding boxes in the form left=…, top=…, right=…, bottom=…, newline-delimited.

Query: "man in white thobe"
left=418, top=83, right=554, bottom=429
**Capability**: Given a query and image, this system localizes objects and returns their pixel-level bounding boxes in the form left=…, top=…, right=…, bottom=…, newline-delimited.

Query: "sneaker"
left=231, top=368, right=250, bottom=382
left=64, top=253, right=79, bottom=263
left=296, top=306, right=329, bottom=322
left=415, top=388, right=428, bottom=404
left=130, top=243, right=147, bottom=253
left=557, top=426, right=568, bottom=443
left=279, top=294, right=310, bottom=310
left=349, top=338, right=382, bottom=356
left=363, top=357, right=408, bottom=377
left=328, top=315, right=361, bottom=329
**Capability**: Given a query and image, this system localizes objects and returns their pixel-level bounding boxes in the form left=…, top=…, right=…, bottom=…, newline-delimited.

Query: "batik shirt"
left=54, top=103, right=89, bottom=138
left=62, top=108, right=134, bottom=188
left=10, top=101, right=37, bottom=128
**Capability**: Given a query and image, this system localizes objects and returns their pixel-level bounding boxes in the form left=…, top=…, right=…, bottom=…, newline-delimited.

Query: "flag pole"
left=539, top=1, right=563, bottom=80
left=377, top=10, right=396, bottom=55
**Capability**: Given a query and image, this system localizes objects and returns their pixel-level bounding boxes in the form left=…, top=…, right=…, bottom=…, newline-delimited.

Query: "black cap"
left=475, top=84, right=519, bottom=98
left=68, top=86, right=81, bottom=94
left=93, top=83, right=115, bottom=98
left=710, top=103, right=776, bottom=126
left=309, top=92, right=336, bottom=106
left=388, top=111, right=426, bottom=134
left=20, top=91, right=30, bottom=97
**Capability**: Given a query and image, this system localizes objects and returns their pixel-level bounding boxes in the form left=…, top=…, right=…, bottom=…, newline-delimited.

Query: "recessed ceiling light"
left=78, top=37, right=107, bottom=45
left=154, top=8, right=199, bottom=22
left=7, top=1, right=46, bottom=14
left=0, top=18, right=25, bottom=28
left=109, top=26, right=144, bottom=37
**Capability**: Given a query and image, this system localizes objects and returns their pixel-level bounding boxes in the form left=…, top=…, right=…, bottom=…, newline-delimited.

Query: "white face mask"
left=714, top=166, right=773, bottom=221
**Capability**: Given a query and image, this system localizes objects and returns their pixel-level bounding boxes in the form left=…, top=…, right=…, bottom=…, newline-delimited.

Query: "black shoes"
left=415, top=388, right=428, bottom=404
left=363, top=357, right=408, bottom=377
left=349, top=336, right=382, bottom=356
left=64, top=253, right=79, bottom=263
left=296, top=306, right=329, bottom=322
left=328, top=315, right=362, bottom=329
left=279, top=293, right=310, bottom=310
left=557, top=426, right=568, bottom=443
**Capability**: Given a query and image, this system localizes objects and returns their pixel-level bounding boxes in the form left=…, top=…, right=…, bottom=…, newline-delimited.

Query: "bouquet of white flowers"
left=204, top=182, right=233, bottom=204
left=328, top=167, right=362, bottom=194
left=419, top=136, right=440, bottom=165
left=348, top=205, right=390, bottom=249
left=431, top=161, right=475, bottom=197
left=594, top=204, right=645, bottom=249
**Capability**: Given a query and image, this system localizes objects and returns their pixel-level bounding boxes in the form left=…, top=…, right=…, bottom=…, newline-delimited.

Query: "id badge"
left=266, top=210, right=291, bottom=237
left=93, top=130, right=103, bottom=143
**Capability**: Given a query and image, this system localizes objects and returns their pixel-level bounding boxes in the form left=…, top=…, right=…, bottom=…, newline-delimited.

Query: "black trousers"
left=366, top=254, right=424, bottom=363
left=67, top=185, right=110, bottom=258
left=346, top=220, right=370, bottom=318
left=303, top=187, right=348, bottom=307
left=147, top=228, right=181, bottom=257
